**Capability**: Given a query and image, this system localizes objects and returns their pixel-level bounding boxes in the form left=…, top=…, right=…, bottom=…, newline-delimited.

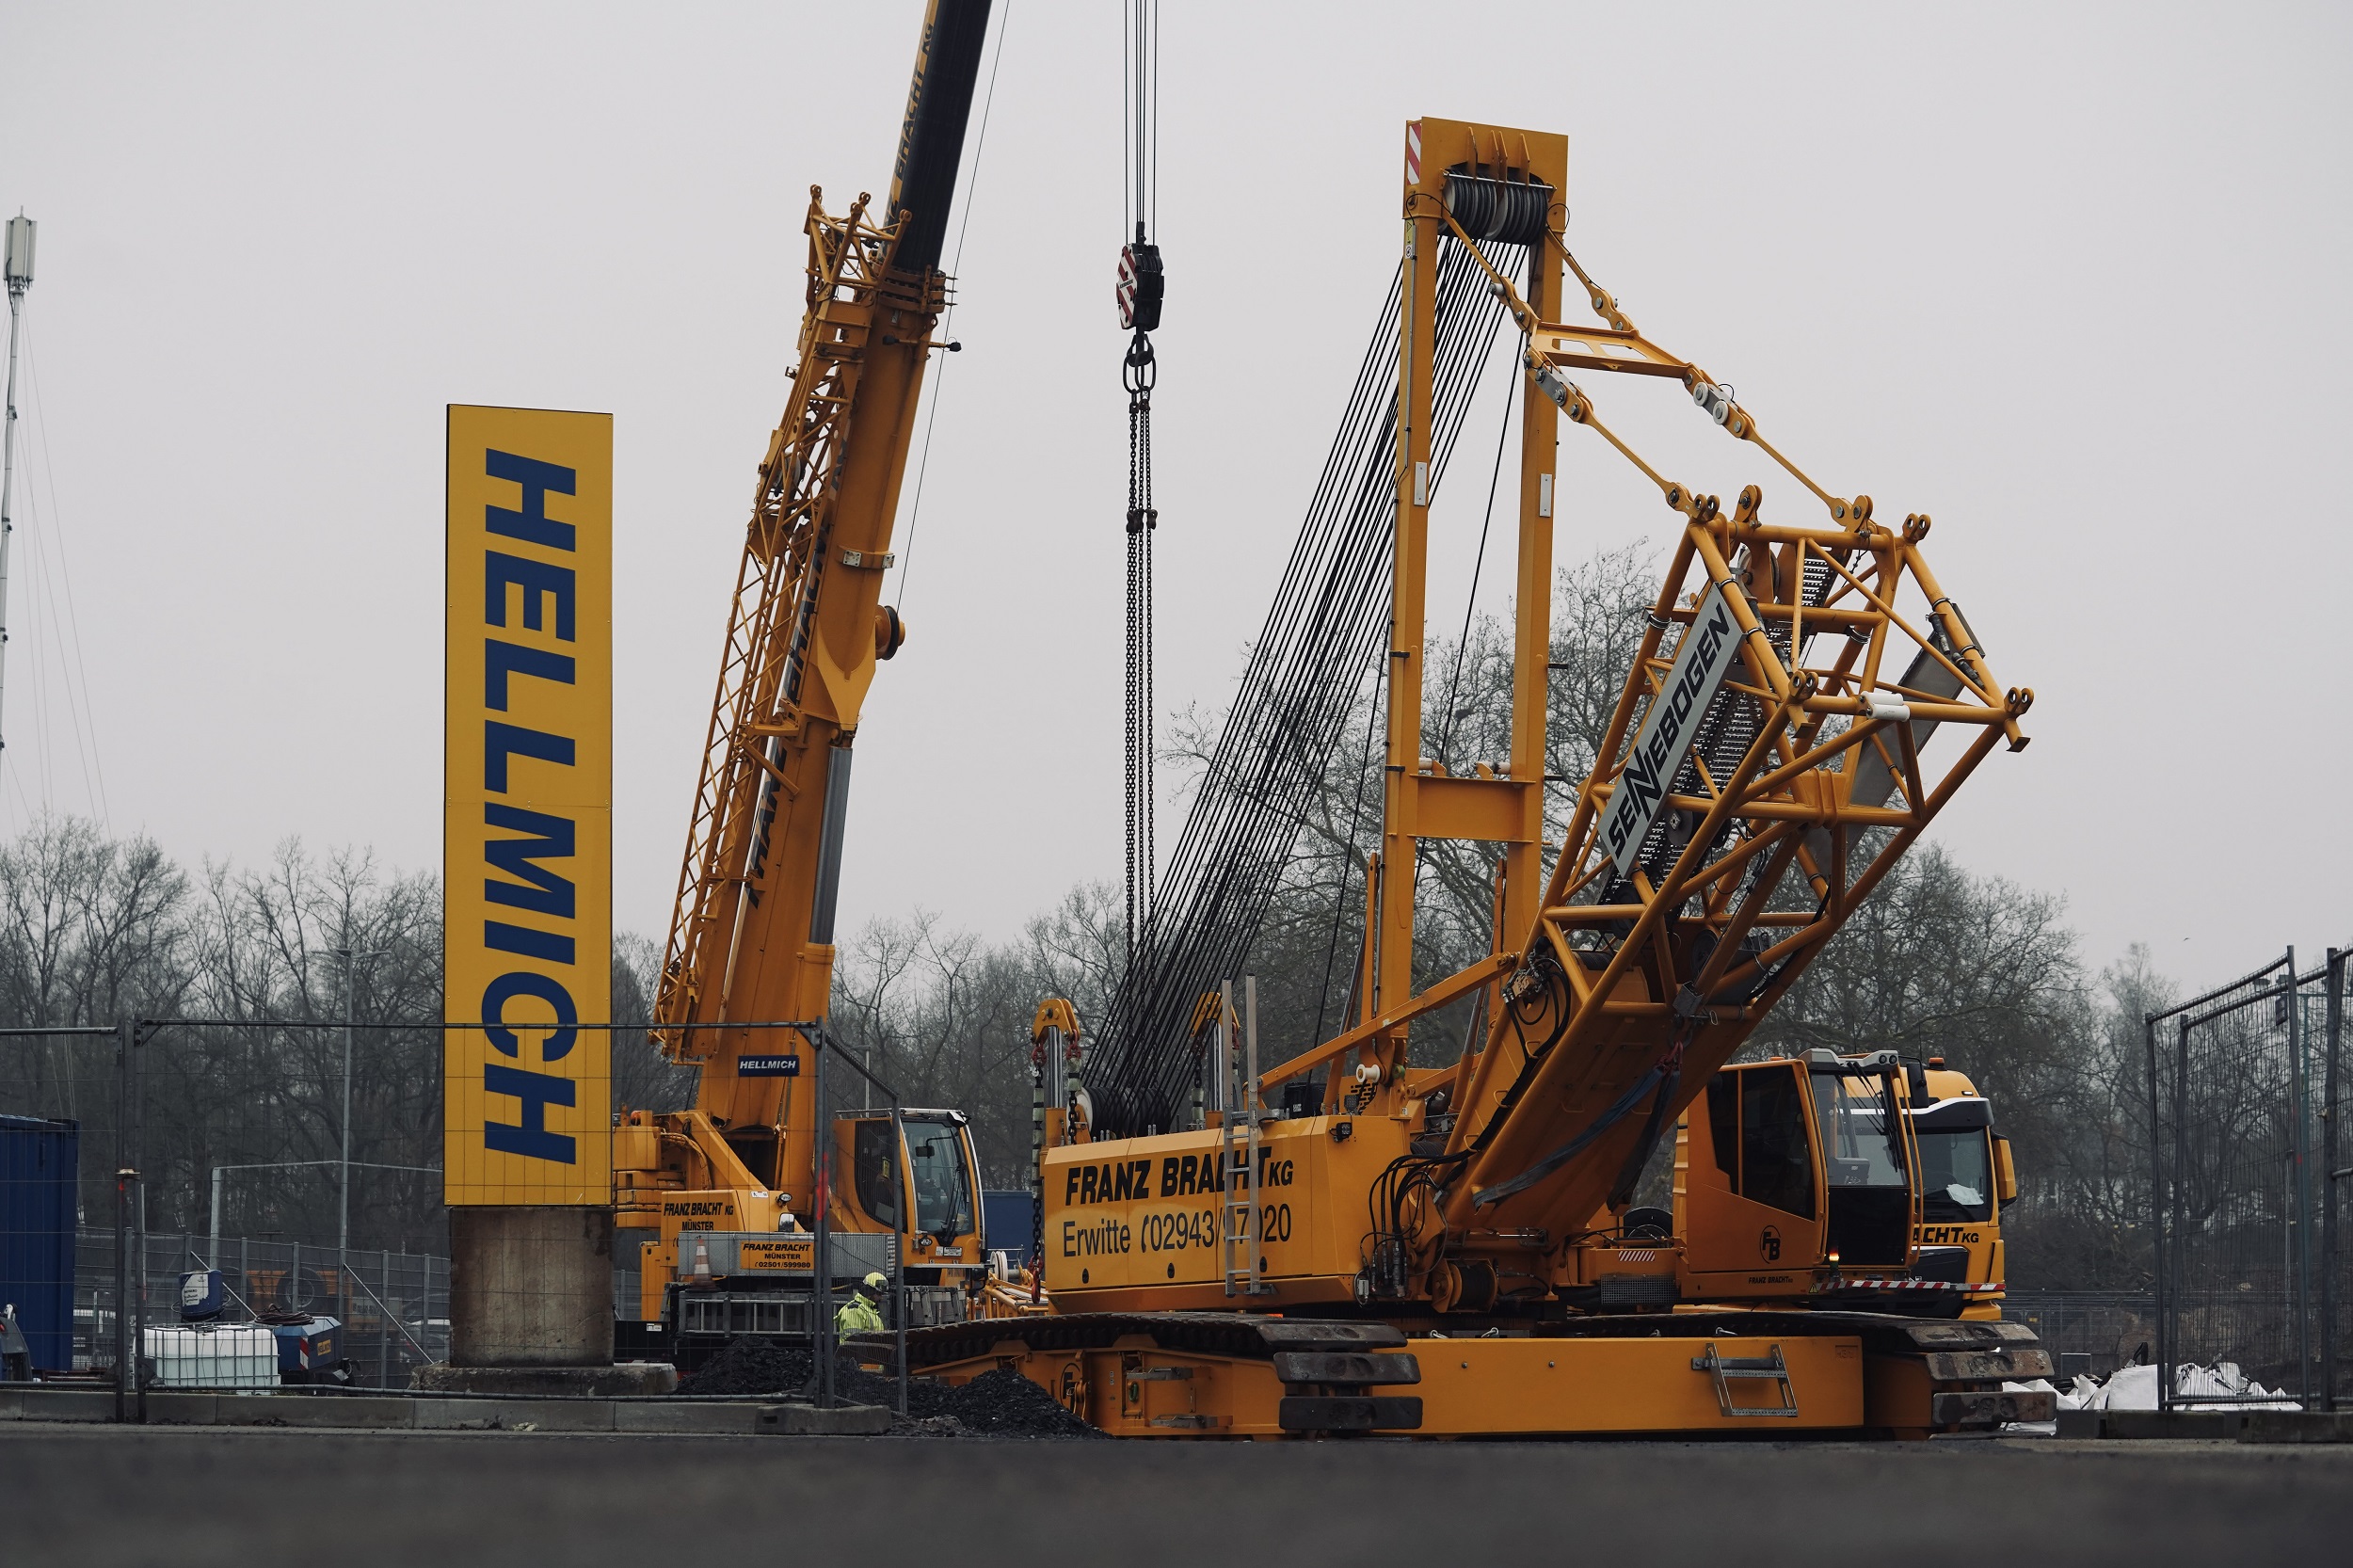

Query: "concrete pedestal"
left=448, top=1207, right=616, bottom=1368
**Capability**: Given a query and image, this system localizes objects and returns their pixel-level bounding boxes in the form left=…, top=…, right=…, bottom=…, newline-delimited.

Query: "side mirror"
left=1993, top=1134, right=2018, bottom=1206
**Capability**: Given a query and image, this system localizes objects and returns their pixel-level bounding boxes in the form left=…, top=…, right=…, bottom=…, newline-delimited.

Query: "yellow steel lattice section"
left=1436, top=241, right=2033, bottom=1236
left=655, top=188, right=902, bottom=1058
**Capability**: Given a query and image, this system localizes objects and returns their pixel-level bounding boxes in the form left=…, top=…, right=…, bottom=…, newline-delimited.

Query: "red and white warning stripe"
left=1404, top=120, right=1422, bottom=186
left=1115, top=244, right=1141, bottom=329
left=1823, top=1276, right=2002, bottom=1294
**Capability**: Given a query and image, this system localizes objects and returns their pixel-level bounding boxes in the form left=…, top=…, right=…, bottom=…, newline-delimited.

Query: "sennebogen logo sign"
left=1599, top=584, right=1745, bottom=881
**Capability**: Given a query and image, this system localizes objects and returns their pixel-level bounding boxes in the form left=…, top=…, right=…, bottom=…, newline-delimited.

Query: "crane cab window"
left=1911, top=1097, right=1996, bottom=1223
left=1813, top=1074, right=1907, bottom=1190
left=1737, top=1065, right=1817, bottom=1220
left=1811, top=1068, right=1912, bottom=1265
left=905, top=1117, right=976, bottom=1240
left=1915, top=1129, right=1993, bottom=1223
left=853, top=1120, right=900, bottom=1229
left=1705, top=1074, right=1739, bottom=1178
left=850, top=1115, right=977, bottom=1240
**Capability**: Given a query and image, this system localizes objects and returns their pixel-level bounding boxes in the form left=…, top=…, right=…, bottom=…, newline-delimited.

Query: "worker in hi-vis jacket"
left=836, top=1272, right=888, bottom=1337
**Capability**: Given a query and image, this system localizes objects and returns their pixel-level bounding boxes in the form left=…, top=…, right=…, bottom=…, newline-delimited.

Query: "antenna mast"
left=0, top=214, right=35, bottom=758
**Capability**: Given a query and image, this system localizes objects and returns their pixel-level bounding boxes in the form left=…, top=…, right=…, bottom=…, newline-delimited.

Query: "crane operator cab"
left=1901, top=1058, right=2018, bottom=1319
left=1674, top=1050, right=1927, bottom=1307
left=833, top=1110, right=986, bottom=1322
left=638, top=1109, right=986, bottom=1368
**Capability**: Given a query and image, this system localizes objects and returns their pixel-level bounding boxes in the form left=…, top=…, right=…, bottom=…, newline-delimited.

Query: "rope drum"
left=1443, top=170, right=1556, bottom=246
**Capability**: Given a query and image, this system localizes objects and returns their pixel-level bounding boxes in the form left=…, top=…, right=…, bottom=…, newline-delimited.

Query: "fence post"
left=2289, top=947, right=2313, bottom=1405
left=113, top=1019, right=131, bottom=1422
left=889, top=1100, right=907, bottom=1419
left=2143, top=1014, right=2164, bottom=1413
left=810, top=1033, right=832, bottom=1410
left=2167, top=1013, right=2194, bottom=1412
left=2325, top=949, right=2343, bottom=1413
left=130, top=1019, right=147, bottom=1423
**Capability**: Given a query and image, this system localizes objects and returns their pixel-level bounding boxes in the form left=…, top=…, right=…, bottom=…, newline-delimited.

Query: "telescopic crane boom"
left=613, top=0, right=996, bottom=1344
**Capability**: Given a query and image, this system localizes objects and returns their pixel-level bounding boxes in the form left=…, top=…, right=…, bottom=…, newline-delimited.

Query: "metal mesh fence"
left=4, top=1020, right=456, bottom=1398
left=4, top=1014, right=928, bottom=1412
left=140, top=1231, right=448, bottom=1390
left=2003, top=1292, right=2156, bottom=1380
left=2145, top=948, right=2339, bottom=1408
left=2322, top=952, right=2348, bottom=1411
left=1, top=1027, right=134, bottom=1406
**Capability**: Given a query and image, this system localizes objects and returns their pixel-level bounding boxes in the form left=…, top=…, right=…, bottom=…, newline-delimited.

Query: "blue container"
left=178, top=1268, right=225, bottom=1320
left=981, top=1189, right=1035, bottom=1258
left=266, top=1315, right=343, bottom=1382
left=0, top=1114, right=77, bottom=1373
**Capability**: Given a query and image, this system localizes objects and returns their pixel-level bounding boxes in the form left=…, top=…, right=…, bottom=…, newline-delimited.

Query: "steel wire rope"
left=1097, top=277, right=1405, bottom=1074
left=1119, top=0, right=1163, bottom=999
left=12, top=322, right=107, bottom=825
left=1436, top=357, right=1516, bottom=771
left=886, top=0, right=1013, bottom=617
left=1087, top=239, right=1524, bottom=1130
left=1113, top=369, right=1403, bottom=1109
left=1107, top=245, right=1513, bottom=1122
left=1408, top=334, right=1518, bottom=1044
left=1157, top=248, right=1479, bottom=880
left=1309, top=657, right=1386, bottom=1048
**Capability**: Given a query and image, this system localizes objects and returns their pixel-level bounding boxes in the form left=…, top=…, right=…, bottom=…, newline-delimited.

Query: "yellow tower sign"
left=443, top=406, right=613, bottom=1206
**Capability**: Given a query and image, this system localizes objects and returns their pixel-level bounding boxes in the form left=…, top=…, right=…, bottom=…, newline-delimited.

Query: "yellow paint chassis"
left=889, top=1311, right=2052, bottom=1439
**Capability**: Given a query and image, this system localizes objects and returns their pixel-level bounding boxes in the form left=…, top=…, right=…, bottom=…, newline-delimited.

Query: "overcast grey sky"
left=1, top=1, right=2345, bottom=988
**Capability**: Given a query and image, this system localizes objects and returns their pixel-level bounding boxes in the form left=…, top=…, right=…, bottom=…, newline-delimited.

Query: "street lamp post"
left=311, top=946, right=388, bottom=1258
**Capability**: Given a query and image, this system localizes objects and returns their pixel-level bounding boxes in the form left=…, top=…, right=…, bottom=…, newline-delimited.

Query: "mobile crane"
left=886, top=117, right=2055, bottom=1437
left=611, top=0, right=996, bottom=1361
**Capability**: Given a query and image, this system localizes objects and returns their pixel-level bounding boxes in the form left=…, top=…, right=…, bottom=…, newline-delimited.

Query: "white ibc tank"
left=144, top=1323, right=279, bottom=1389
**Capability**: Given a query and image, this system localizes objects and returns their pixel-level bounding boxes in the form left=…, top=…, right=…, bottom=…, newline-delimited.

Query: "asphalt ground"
left=9, top=1424, right=2348, bottom=1566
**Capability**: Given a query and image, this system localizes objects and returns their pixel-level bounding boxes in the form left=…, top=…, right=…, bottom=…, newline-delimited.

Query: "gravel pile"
left=672, top=1337, right=1100, bottom=1438
left=936, top=1368, right=1101, bottom=1438
left=673, top=1337, right=829, bottom=1400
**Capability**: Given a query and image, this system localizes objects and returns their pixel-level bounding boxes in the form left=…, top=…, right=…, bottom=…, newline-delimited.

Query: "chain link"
left=1125, top=329, right=1158, bottom=988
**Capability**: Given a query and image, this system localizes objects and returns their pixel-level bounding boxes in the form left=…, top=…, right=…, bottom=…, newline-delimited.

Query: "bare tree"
left=611, top=929, right=695, bottom=1114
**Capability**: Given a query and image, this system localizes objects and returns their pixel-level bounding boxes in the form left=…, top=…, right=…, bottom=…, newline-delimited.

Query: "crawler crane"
left=888, top=118, right=2055, bottom=1438
left=611, top=0, right=996, bottom=1362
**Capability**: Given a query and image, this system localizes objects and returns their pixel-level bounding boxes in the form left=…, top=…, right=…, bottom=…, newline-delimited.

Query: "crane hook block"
left=1117, top=240, right=1164, bottom=333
